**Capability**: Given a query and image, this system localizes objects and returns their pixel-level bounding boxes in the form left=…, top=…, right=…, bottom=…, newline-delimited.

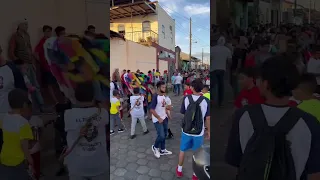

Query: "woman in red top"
left=244, top=44, right=259, bottom=68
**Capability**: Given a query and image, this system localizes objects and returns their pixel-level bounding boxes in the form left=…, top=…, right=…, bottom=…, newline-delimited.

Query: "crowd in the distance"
left=211, top=23, right=320, bottom=179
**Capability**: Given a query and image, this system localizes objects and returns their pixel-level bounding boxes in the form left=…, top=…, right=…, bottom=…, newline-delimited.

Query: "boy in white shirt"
left=63, top=82, right=109, bottom=180
left=129, top=88, right=149, bottom=139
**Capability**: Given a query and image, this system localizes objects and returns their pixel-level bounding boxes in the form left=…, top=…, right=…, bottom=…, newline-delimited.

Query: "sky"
left=156, top=0, right=210, bottom=64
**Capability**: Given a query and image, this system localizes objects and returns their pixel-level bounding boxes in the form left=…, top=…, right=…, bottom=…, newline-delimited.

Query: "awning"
left=110, top=0, right=157, bottom=21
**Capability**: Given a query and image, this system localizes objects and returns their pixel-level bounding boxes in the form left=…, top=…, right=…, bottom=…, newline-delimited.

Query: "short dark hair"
left=185, top=82, right=190, bottom=86
left=42, top=25, right=52, bottom=32
left=113, top=90, right=120, bottom=96
left=298, top=73, right=317, bottom=93
left=74, top=82, right=94, bottom=102
left=8, top=89, right=30, bottom=109
left=156, top=81, right=166, bottom=89
left=133, top=87, right=140, bottom=94
left=259, top=55, right=300, bottom=98
left=238, top=67, right=256, bottom=78
left=88, top=25, right=95, bottom=30
left=127, top=70, right=131, bottom=73
left=55, top=26, right=65, bottom=36
left=203, top=85, right=210, bottom=90
left=191, top=79, right=204, bottom=93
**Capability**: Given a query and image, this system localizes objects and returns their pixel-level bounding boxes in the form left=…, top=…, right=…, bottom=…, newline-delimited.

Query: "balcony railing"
left=124, top=30, right=158, bottom=44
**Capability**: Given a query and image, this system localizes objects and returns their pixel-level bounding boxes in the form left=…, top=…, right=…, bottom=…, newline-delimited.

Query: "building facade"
left=110, top=0, right=176, bottom=72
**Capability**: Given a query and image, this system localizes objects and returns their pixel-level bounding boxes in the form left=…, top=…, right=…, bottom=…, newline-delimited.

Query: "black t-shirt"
left=231, top=48, right=247, bottom=71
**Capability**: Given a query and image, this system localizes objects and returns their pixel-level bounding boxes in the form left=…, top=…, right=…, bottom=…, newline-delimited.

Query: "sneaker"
left=160, top=149, right=172, bottom=155
left=130, top=135, right=136, bottom=139
left=110, top=130, right=115, bottom=135
left=151, top=145, right=160, bottom=158
left=192, top=174, right=198, bottom=180
left=118, top=129, right=124, bottom=133
left=176, top=167, right=183, bottom=178
left=143, top=130, right=149, bottom=135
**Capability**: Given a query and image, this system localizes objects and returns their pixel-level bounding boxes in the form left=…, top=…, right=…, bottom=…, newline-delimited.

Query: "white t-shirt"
left=29, top=116, right=44, bottom=154
left=150, top=94, right=167, bottom=123
left=64, top=107, right=109, bottom=176
left=307, top=58, right=320, bottom=85
left=0, top=65, right=16, bottom=114
left=175, top=76, right=183, bottom=84
left=211, top=45, right=232, bottom=71
left=130, top=95, right=145, bottom=117
left=181, top=95, right=210, bottom=136
left=110, top=82, right=115, bottom=97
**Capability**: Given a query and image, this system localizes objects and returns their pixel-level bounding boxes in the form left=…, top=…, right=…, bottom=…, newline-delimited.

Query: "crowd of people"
left=211, top=23, right=320, bottom=179
left=0, top=20, right=111, bottom=180
left=110, top=67, right=210, bottom=179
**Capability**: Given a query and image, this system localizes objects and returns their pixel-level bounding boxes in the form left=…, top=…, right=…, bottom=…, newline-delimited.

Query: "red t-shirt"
left=183, top=89, right=193, bottom=96
left=234, top=86, right=265, bottom=108
left=35, top=37, right=50, bottom=72
left=244, top=53, right=256, bottom=68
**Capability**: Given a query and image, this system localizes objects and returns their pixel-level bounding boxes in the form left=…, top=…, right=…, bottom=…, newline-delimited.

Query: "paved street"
left=110, top=94, right=209, bottom=180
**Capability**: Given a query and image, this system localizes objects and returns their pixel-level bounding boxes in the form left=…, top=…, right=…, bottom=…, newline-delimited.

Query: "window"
left=162, top=25, right=165, bottom=39
left=169, top=25, right=173, bottom=43
left=142, top=21, right=151, bottom=32
left=118, top=24, right=125, bottom=35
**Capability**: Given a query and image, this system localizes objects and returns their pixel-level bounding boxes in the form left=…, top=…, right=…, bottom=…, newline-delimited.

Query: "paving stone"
left=136, top=166, right=150, bottom=174
left=113, top=176, right=125, bottom=180
left=128, top=150, right=138, bottom=156
left=147, top=160, right=160, bottom=169
left=137, top=153, right=147, bottom=159
left=161, top=171, right=174, bottom=179
left=126, top=162, right=139, bottom=171
left=137, top=175, right=151, bottom=180
left=137, top=158, right=148, bottom=165
left=110, top=165, right=116, bottom=173
left=114, top=168, right=127, bottom=176
left=148, top=169, right=161, bottom=177
left=116, top=160, right=128, bottom=168
left=127, top=156, right=138, bottom=162
left=136, top=147, right=146, bottom=153
left=124, top=170, right=140, bottom=180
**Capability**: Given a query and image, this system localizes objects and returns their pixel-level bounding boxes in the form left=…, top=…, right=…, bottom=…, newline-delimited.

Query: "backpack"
left=237, top=105, right=300, bottom=180
left=182, top=95, right=205, bottom=135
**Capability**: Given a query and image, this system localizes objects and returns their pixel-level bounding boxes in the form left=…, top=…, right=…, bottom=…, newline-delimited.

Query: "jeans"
left=229, top=73, right=239, bottom=99
left=110, top=113, right=124, bottom=131
left=26, top=64, right=44, bottom=109
left=0, top=162, right=30, bottom=180
left=175, top=84, right=181, bottom=95
left=212, top=70, right=225, bottom=106
left=154, top=118, right=168, bottom=150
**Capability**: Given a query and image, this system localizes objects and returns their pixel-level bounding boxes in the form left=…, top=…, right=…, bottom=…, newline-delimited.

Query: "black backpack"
left=182, top=95, right=204, bottom=135
left=237, top=105, right=300, bottom=180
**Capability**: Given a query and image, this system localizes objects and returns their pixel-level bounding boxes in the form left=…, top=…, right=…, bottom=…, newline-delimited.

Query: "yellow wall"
left=110, top=15, right=158, bottom=42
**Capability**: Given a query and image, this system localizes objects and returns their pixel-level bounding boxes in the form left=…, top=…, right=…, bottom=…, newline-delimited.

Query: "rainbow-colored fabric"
left=44, top=35, right=110, bottom=101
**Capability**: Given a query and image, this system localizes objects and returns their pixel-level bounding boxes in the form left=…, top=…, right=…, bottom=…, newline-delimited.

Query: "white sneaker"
left=151, top=145, right=160, bottom=158
left=160, top=149, right=172, bottom=155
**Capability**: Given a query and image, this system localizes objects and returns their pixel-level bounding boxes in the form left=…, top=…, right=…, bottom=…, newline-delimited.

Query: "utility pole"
left=189, top=17, right=192, bottom=71
left=201, top=48, right=204, bottom=70
left=309, top=0, right=311, bottom=24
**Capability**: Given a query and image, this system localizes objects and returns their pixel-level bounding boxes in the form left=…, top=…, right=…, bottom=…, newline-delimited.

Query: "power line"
left=159, top=3, right=210, bottom=31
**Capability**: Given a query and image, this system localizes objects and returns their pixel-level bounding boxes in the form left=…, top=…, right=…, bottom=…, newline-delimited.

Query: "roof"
left=180, top=52, right=200, bottom=62
left=110, top=30, right=126, bottom=40
left=110, top=0, right=157, bottom=21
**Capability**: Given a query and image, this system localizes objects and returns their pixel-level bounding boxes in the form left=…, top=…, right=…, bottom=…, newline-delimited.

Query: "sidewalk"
left=110, top=94, right=210, bottom=180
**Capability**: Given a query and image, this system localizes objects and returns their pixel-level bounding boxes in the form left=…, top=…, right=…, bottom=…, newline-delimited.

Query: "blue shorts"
left=180, top=132, right=204, bottom=152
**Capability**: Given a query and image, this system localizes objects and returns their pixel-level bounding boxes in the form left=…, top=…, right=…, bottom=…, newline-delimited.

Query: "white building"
left=110, top=0, right=176, bottom=73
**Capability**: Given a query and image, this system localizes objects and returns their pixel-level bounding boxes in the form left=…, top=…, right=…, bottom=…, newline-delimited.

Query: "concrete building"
left=110, top=31, right=158, bottom=74
left=110, top=0, right=175, bottom=73
left=0, top=0, right=109, bottom=59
